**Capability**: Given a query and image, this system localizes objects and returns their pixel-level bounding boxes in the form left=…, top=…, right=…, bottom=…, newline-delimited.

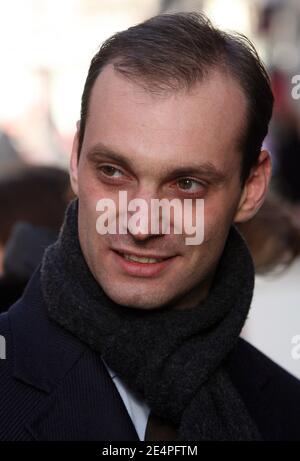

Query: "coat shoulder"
left=0, top=274, right=140, bottom=441
left=230, top=337, right=300, bottom=391
left=227, top=338, right=300, bottom=440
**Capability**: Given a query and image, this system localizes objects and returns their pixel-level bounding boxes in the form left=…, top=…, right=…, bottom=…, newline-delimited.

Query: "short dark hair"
left=78, top=12, right=274, bottom=184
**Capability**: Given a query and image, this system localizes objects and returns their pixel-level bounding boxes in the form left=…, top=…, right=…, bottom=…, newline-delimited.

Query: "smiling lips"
left=114, top=249, right=173, bottom=263
left=112, top=249, right=175, bottom=277
left=123, top=254, right=164, bottom=264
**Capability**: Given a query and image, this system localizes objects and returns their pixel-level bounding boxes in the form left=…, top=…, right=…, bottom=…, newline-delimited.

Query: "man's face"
left=70, top=65, right=249, bottom=310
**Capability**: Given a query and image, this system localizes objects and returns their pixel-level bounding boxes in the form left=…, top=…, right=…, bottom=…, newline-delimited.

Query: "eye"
left=99, top=165, right=123, bottom=178
left=176, top=178, right=205, bottom=193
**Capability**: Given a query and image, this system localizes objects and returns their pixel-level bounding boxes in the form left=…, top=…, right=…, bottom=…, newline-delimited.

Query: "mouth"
left=119, top=253, right=165, bottom=264
left=111, top=250, right=176, bottom=277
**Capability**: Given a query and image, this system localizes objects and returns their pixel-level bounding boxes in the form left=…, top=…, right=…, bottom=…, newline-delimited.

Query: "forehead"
left=82, top=64, right=247, bottom=173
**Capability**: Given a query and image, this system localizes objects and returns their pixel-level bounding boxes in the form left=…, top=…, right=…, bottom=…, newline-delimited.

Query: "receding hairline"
left=82, top=59, right=249, bottom=164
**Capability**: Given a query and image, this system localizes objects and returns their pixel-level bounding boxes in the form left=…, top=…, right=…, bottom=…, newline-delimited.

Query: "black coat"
left=0, top=268, right=300, bottom=441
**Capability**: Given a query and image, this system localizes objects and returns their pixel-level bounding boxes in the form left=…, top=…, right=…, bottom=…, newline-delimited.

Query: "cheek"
left=78, top=162, right=123, bottom=209
left=77, top=175, right=101, bottom=245
left=184, top=205, right=232, bottom=277
left=78, top=165, right=111, bottom=226
left=77, top=169, right=117, bottom=255
left=78, top=164, right=99, bottom=203
left=204, top=185, right=241, bottom=234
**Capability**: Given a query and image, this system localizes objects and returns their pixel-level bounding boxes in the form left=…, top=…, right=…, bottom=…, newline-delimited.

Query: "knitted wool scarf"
left=41, top=200, right=261, bottom=441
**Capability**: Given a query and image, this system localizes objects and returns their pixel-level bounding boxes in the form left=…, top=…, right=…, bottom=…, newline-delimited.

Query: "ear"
left=69, top=121, right=80, bottom=197
left=234, top=150, right=272, bottom=223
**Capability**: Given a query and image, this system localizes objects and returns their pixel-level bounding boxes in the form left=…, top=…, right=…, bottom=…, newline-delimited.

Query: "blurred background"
left=0, top=0, right=299, bottom=378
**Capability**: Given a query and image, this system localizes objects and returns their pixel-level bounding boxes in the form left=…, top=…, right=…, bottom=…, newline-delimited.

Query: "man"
left=0, top=12, right=299, bottom=441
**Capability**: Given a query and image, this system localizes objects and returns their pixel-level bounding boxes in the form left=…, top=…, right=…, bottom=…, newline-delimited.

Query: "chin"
left=101, top=284, right=169, bottom=310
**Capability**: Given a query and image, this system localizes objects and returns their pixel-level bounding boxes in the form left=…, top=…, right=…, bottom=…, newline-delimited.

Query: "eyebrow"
left=86, top=142, right=227, bottom=184
left=87, top=143, right=135, bottom=172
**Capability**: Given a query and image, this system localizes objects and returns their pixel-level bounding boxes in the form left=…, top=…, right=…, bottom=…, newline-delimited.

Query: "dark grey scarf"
left=41, top=199, right=261, bottom=441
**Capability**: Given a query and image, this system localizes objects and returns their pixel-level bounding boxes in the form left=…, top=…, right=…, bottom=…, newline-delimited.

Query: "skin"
left=70, top=64, right=271, bottom=311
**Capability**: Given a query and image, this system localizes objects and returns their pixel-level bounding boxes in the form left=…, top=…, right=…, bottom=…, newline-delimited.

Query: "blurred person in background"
left=0, top=12, right=300, bottom=442
left=238, top=195, right=300, bottom=273
left=0, top=130, right=24, bottom=180
left=269, top=69, right=300, bottom=204
left=0, top=166, right=72, bottom=311
left=237, top=195, right=300, bottom=379
left=254, top=0, right=300, bottom=209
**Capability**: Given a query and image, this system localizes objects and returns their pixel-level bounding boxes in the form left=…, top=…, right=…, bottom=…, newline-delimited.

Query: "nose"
left=125, top=187, right=162, bottom=241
